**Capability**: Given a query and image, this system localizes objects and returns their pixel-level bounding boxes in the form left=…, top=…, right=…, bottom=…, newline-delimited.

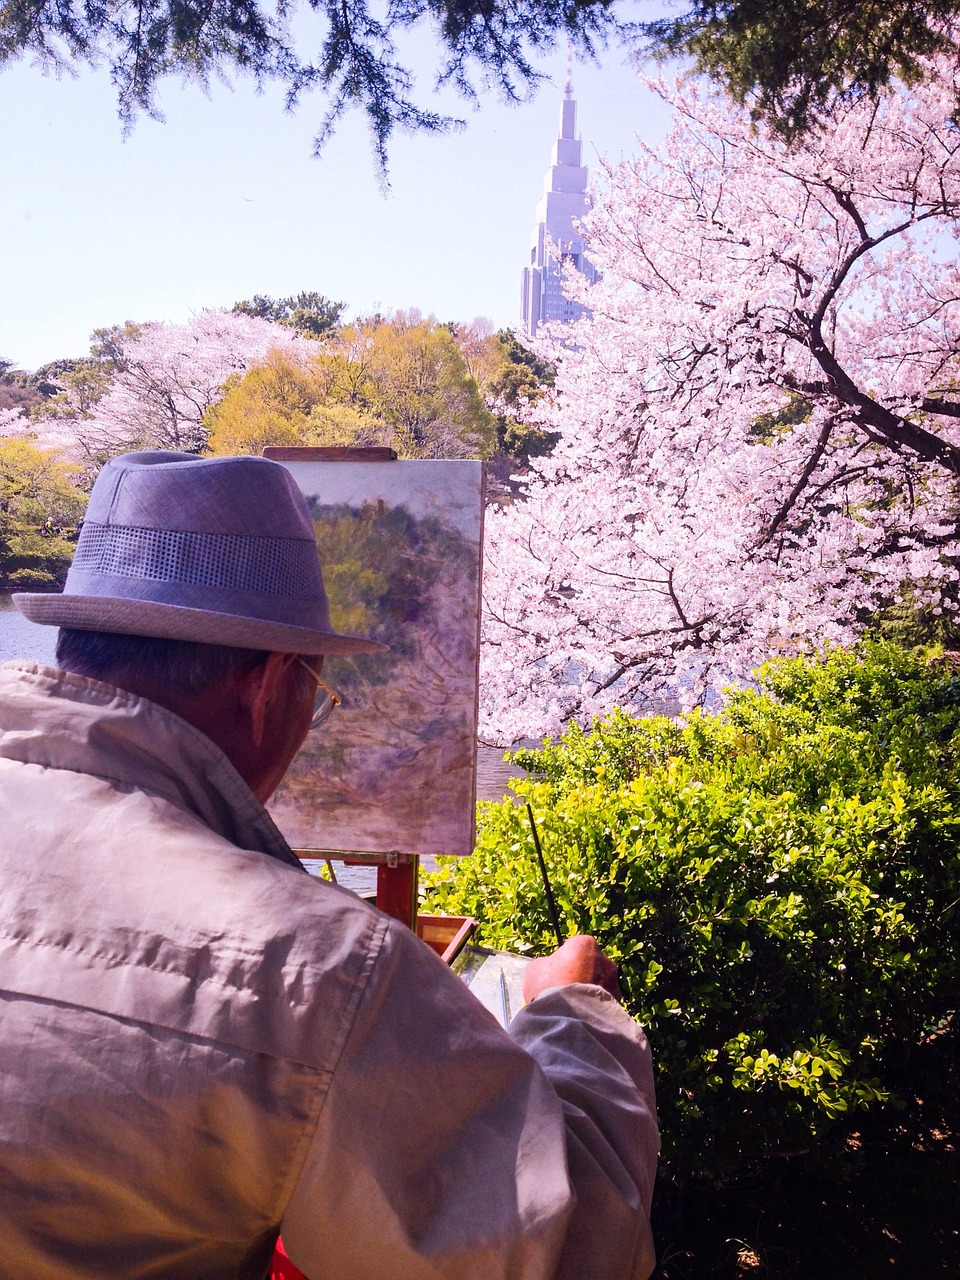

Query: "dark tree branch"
left=921, top=397, right=960, bottom=420
left=756, top=416, right=834, bottom=546
left=791, top=194, right=960, bottom=473
left=806, top=334, right=960, bottom=473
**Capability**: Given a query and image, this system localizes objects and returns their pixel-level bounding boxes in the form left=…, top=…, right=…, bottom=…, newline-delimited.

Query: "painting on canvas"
left=268, top=458, right=484, bottom=857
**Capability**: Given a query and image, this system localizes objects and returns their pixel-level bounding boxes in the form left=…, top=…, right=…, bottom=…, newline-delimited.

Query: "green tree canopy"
left=205, top=312, right=495, bottom=459
left=0, top=437, right=87, bottom=589
left=360, top=311, right=495, bottom=457
left=484, top=328, right=557, bottom=465
left=232, top=292, right=346, bottom=338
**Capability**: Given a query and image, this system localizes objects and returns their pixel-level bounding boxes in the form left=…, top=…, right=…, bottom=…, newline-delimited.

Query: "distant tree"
left=493, top=330, right=554, bottom=387
left=232, top=292, right=346, bottom=338
left=48, top=365, right=114, bottom=417
left=446, top=317, right=500, bottom=386
left=0, top=437, right=86, bottom=589
left=32, top=358, right=97, bottom=382
left=29, top=359, right=113, bottom=425
left=0, top=364, right=44, bottom=417
left=303, top=403, right=387, bottom=448
left=88, top=322, right=146, bottom=371
left=360, top=311, right=495, bottom=457
left=22, top=359, right=87, bottom=398
left=485, top=329, right=557, bottom=465
left=206, top=312, right=494, bottom=459
left=435, top=322, right=559, bottom=497
left=0, top=0, right=624, bottom=169
left=205, top=352, right=384, bottom=456
left=22, top=351, right=127, bottom=461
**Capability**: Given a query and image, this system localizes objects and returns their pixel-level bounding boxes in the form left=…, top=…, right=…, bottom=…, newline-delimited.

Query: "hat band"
left=71, top=523, right=322, bottom=598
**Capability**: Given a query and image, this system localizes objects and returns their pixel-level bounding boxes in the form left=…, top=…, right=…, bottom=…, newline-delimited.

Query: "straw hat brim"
left=12, top=594, right=388, bottom=656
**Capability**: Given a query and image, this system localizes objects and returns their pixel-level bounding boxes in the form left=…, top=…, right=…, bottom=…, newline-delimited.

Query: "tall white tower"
left=520, top=84, right=598, bottom=336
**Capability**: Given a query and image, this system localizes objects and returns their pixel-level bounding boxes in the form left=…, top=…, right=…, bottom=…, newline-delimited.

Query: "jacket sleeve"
left=280, top=921, right=658, bottom=1280
left=509, top=985, right=659, bottom=1279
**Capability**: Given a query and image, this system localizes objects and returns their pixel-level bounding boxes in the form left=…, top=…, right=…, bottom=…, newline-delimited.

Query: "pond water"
left=0, top=594, right=57, bottom=665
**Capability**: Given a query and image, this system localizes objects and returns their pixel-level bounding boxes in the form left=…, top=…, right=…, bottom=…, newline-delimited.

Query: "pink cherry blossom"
left=480, top=57, right=960, bottom=742
left=59, top=311, right=308, bottom=462
left=0, top=407, right=29, bottom=436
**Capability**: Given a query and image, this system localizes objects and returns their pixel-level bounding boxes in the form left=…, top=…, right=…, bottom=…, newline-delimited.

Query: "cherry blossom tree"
left=0, top=407, right=28, bottom=435
left=51, top=311, right=307, bottom=465
left=481, top=56, right=960, bottom=741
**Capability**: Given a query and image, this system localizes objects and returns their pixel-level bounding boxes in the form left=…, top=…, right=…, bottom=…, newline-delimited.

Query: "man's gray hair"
left=55, top=629, right=271, bottom=700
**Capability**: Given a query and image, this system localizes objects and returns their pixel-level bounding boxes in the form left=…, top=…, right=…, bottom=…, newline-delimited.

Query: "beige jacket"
left=0, top=662, right=659, bottom=1280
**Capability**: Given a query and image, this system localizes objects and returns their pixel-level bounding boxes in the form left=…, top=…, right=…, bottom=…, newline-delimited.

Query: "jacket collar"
left=0, top=661, right=304, bottom=871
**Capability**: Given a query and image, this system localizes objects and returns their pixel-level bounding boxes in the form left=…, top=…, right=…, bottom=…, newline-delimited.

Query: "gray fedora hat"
left=14, top=451, right=386, bottom=655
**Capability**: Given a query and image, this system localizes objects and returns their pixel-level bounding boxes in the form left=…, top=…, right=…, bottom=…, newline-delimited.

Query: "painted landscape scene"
left=268, top=460, right=483, bottom=857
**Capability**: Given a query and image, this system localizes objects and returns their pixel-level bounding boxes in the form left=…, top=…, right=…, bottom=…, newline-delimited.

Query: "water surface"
left=0, top=594, right=57, bottom=665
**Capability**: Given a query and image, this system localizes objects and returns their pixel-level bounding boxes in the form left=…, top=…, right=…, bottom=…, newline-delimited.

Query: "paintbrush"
left=525, top=802, right=565, bottom=949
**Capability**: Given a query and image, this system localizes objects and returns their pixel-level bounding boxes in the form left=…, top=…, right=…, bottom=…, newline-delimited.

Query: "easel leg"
left=376, top=855, right=419, bottom=932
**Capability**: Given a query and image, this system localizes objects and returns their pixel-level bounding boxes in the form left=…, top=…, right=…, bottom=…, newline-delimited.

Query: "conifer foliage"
left=0, top=0, right=622, bottom=167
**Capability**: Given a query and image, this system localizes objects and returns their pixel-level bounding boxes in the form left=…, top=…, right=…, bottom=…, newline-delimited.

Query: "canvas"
left=268, top=459, right=484, bottom=858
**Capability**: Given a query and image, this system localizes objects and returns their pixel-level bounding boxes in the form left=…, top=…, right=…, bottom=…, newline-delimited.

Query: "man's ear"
left=237, top=651, right=297, bottom=748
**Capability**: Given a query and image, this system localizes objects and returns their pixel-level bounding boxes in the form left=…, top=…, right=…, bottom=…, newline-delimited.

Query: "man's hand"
left=523, top=935, right=622, bottom=1005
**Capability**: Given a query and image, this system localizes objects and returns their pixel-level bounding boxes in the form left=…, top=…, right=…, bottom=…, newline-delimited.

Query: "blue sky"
left=1, top=34, right=674, bottom=370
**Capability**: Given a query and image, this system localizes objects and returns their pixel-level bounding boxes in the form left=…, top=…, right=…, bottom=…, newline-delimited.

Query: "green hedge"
left=424, top=642, right=960, bottom=1178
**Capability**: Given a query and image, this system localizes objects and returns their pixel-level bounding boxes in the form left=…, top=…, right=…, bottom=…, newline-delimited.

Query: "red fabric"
left=270, top=1237, right=309, bottom=1280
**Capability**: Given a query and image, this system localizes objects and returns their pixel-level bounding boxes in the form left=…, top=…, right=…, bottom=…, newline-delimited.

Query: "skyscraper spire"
left=520, top=87, right=598, bottom=336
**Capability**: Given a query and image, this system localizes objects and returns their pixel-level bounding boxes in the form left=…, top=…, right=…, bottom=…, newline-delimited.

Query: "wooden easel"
left=263, top=445, right=420, bottom=933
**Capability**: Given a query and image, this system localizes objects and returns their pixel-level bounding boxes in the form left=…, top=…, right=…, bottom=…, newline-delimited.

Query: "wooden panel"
left=416, top=914, right=477, bottom=964
left=376, top=859, right=419, bottom=932
left=262, top=446, right=398, bottom=462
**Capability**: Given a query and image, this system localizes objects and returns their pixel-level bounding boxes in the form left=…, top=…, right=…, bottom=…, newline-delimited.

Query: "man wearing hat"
left=0, top=451, right=658, bottom=1279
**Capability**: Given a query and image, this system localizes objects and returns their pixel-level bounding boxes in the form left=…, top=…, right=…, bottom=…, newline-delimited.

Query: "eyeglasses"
left=295, top=658, right=342, bottom=730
